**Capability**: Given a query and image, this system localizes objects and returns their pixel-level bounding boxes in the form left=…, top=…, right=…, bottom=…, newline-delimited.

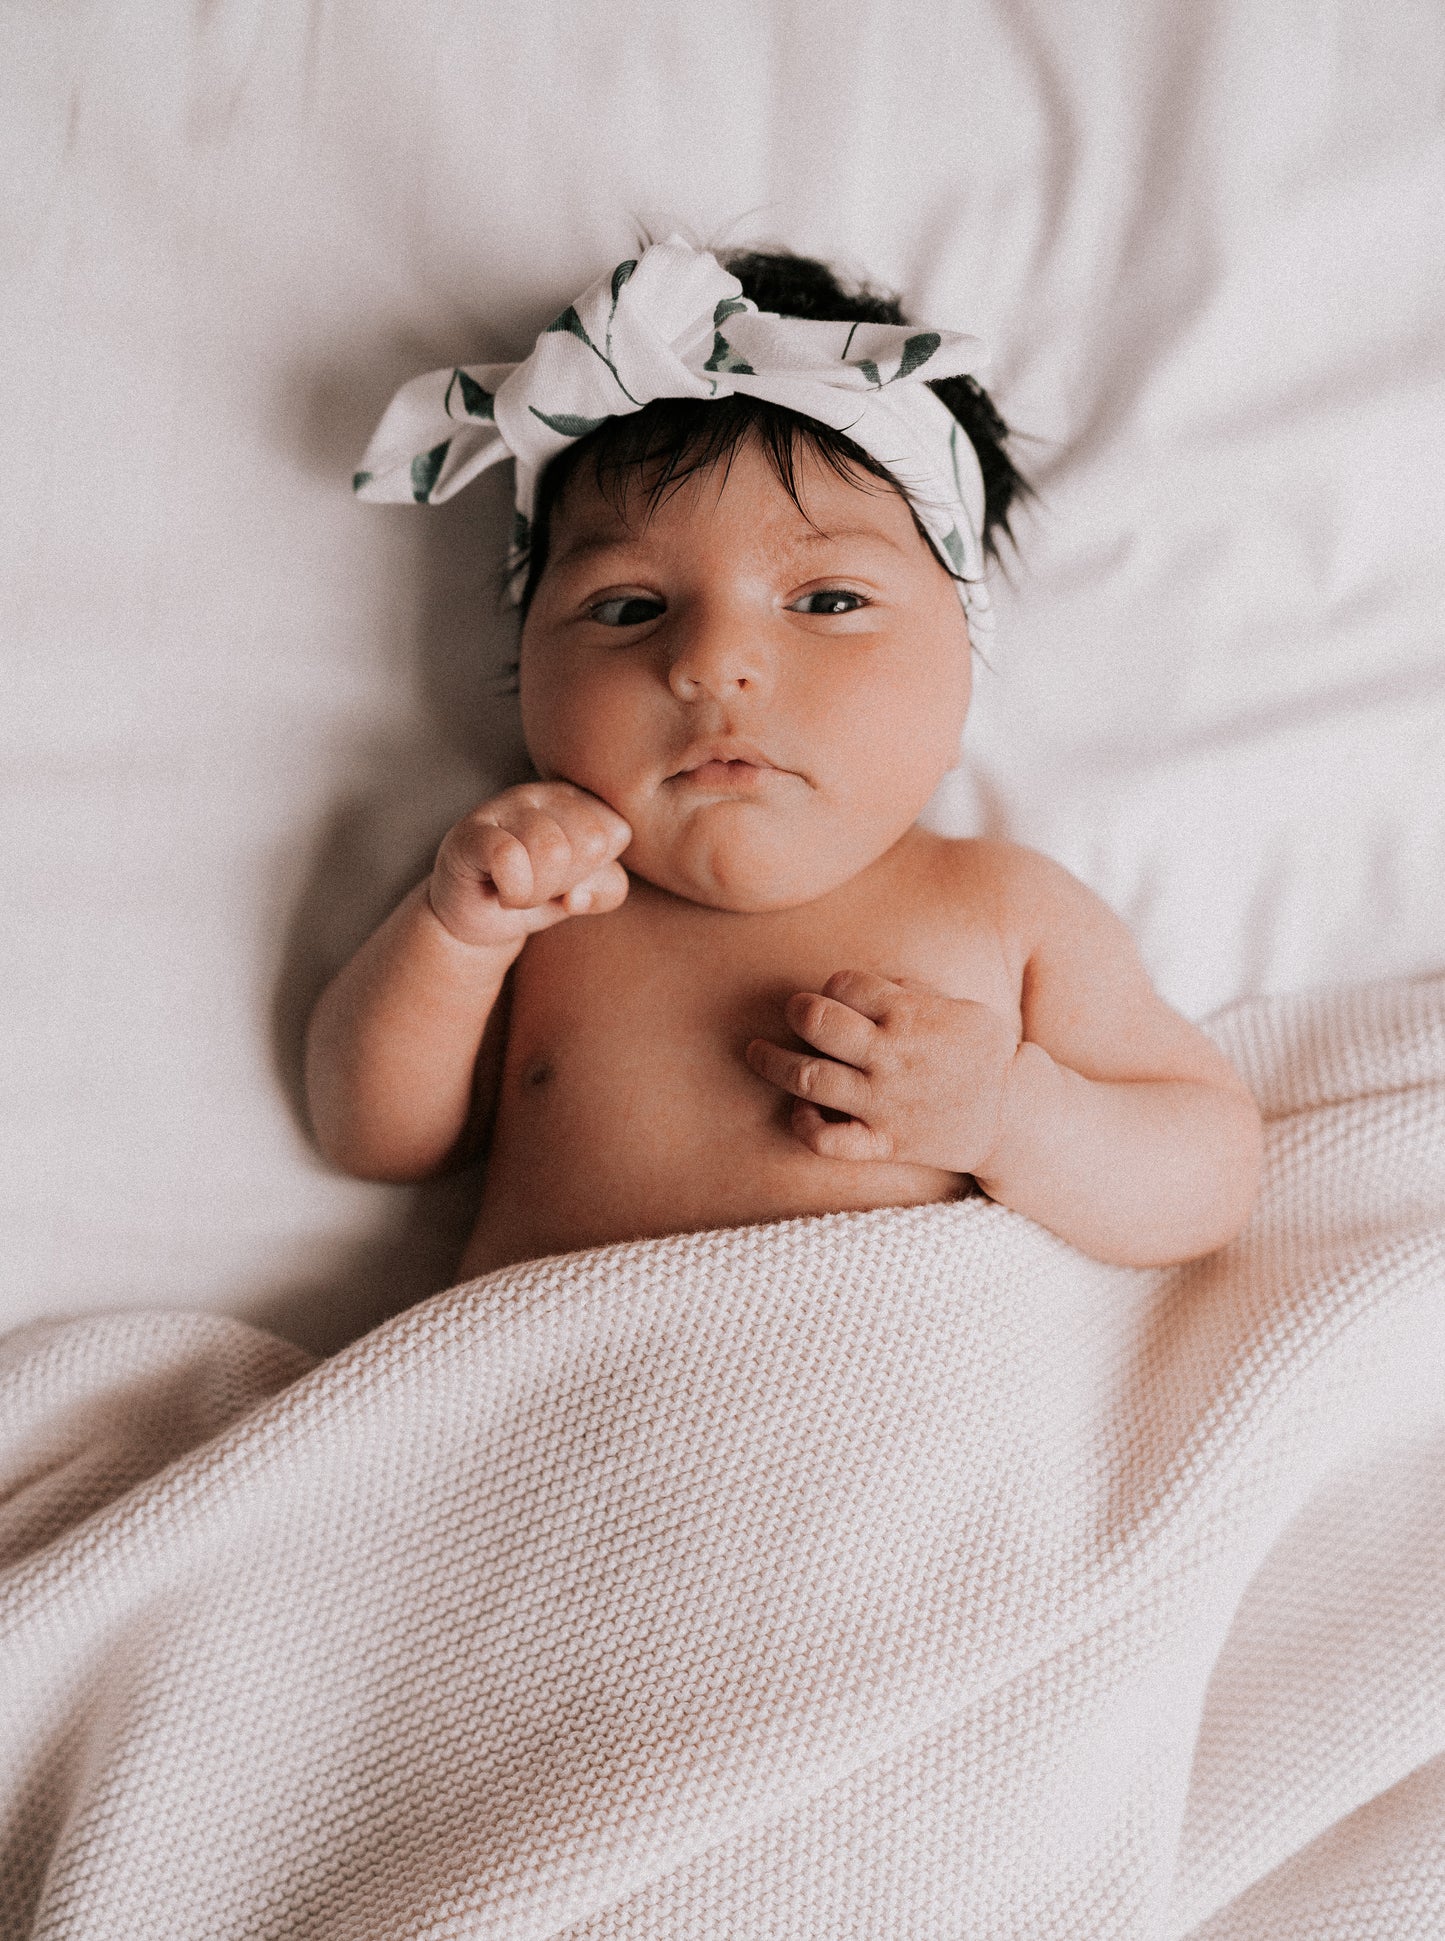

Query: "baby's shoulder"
left=921, top=831, right=1089, bottom=906
left=918, top=834, right=1118, bottom=960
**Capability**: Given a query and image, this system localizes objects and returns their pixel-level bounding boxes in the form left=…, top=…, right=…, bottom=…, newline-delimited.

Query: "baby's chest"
left=500, top=890, right=1018, bottom=1130
left=467, top=886, right=1014, bottom=1271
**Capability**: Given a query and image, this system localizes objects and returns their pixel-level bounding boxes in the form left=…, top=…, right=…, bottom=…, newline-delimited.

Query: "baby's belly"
left=457, top=1025, right=964, bottom=1278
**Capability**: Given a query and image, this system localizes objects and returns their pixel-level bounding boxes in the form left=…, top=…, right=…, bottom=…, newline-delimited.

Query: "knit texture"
left=2, top=974, right=1444, bottom=1939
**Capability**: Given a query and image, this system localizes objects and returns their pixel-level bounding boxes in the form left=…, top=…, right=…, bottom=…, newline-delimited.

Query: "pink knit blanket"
left=4, top=975, right=1444, bottom=1938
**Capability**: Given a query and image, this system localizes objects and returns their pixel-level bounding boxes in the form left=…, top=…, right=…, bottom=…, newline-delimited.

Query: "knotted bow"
left=354, top=235, right=992, bottom=637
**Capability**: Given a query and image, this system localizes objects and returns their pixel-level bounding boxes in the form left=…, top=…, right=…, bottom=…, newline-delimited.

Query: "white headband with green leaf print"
left=354, top=234, right=994, bottom=641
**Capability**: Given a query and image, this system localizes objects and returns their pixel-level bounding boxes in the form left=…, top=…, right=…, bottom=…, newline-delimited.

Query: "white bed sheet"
left=2, top=0, right=1442, bottom=1348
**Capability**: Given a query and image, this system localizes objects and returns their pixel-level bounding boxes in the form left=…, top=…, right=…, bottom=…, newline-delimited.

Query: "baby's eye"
left=790, top=588, right=868, bottom=616
left=589, top=595, right=664, bottom=627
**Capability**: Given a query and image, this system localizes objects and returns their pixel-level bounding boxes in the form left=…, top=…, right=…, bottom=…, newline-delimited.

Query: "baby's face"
left=518, top=436, right=973, bottom=911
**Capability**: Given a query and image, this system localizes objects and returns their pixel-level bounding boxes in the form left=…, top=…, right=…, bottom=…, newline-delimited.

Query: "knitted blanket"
left=3, top=976, right=1445, bottom=1939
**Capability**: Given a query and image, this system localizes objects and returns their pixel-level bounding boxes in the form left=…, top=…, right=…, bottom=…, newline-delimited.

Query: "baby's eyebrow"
left=551, top=524, right=907, bottom=571
left=788, top=526, right=908, bottom=555
left=548, top=531, right=640, bottom=571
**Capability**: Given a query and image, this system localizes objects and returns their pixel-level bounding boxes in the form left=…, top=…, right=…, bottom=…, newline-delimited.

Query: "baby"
left=307, top=238, right=1262, bottom=1276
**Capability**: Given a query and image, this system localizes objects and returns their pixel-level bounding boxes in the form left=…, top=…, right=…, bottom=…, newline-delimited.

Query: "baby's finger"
left=744, top=1039, right=872, bottom=1119
left=523, top=801, right=631, bottom=898
left=560, top=859, right=630, bottom=916
left=818, top=969, right=906, bottom=1024
left=471, top=825, right=535, bottom=907
left=479, top=803, right=586, bottom=908
left=527, top=782, right=631, bottom=866
left=785, top=991, right=877, bottom=1070
left=554, top=792, right=633, bottom=865
left=442, top=813, right=541, bottom=903
left=503, top=807, right=593, bottom=905
left=791, top=1101, right=892, bottom=1163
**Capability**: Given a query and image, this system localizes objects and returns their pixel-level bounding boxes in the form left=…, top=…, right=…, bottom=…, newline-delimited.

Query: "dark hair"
left=514, top=248, right=1030, bottom=619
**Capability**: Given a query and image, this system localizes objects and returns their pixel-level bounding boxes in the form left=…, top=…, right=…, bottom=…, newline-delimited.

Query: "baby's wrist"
left=421, top=876, right=528, bottom=965
left=973, top=1039, right=1057, bottom=1193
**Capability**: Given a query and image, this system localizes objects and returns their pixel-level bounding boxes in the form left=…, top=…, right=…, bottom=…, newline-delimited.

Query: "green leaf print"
left=713, top=297, right=748, bottom=325
left=603, top=261, right=642, bottom=394
left=540, top=288, right=642, bottom=406
left=528, top=407, right=610, bottom=438
left=410, top=442, right=449, bottom=502
left=447, top=369, right=495, bottom=419
left=895, top=332, right=941, bottom=379
left=703, top=332, right=756, bottom=375
left=351, top=470, right=373, bottom=493
left=545, top=305, right=593, bottom=345
left=939, top=524, right=967, bottom=572
left=948, top=423, right=967, bottom=503
left=855, top=358, right=882, bottom=388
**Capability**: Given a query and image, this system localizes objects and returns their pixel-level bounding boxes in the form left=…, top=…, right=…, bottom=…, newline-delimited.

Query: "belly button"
left=526, top=1060, right=553, bottom=1088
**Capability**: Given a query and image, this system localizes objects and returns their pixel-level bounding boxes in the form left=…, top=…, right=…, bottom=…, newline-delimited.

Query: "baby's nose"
left=666, top=606, right=771, bottom=701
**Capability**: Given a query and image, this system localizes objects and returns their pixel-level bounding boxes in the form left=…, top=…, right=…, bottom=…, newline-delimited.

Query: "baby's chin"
left=622, top=820, right=874, bottom=913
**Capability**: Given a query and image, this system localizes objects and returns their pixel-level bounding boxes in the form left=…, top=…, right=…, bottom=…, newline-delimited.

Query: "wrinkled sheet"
left=3, top=0, right=1443, bottom=1342
left=2, top=973, right=1444, bottom=1938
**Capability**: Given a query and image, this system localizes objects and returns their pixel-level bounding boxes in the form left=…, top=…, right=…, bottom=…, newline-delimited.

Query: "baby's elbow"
left=1181, top=1082, right=1265, bottom=1264
left=316, top=1138, right=438, bottom=1186
left=305, top=1094, right=448, bottom=1185
left=303, top=1024, right=445, bottom=1183
left=1221, top=1081, right=1265, bottom=1242
left=1118, top=1083, right=1264, bottom=1270
left=310, top=1108, right=460, bottom=1184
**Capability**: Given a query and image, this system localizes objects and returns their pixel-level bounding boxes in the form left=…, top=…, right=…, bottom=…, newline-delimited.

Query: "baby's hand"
left=745, top=970, right=1020, bottom=1173
left=428, top=782, right=632, bottom=950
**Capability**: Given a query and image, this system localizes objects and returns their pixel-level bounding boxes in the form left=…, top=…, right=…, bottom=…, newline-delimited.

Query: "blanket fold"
left=3, top=975, right=1444, bottom=1939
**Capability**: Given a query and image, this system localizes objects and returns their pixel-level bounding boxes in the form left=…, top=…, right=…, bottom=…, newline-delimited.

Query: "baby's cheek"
left=559, top=684, right=659, bottom=796
left=525, top=716, right=630, bottom=812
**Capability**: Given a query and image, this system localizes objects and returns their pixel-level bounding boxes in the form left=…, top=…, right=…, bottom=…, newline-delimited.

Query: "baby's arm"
left=304, top=783, right=630, bottom=1181
left=973, top=851, right=1263, bottom=1264
left=746, top=846, right=1262, bottom=1267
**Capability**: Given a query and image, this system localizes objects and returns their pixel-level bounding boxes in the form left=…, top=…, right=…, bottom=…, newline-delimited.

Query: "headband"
left=354, top=234, right=993, bottom=640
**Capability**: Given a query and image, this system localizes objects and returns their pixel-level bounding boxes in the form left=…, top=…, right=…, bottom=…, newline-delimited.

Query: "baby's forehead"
left=547, top=441, right=920, bottom=563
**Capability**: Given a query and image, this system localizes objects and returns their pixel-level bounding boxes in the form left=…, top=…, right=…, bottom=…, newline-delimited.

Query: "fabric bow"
left=354, top=234, right=993, bottom=637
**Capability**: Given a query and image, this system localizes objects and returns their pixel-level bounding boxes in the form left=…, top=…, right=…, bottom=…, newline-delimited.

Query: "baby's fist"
left=428, top=782, right=631, bottom=950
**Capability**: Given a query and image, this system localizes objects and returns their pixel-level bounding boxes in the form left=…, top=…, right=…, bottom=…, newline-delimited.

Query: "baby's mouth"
left=673, top=758, right=778, bottom=791
left=668, top=740, right=788, bottom=789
